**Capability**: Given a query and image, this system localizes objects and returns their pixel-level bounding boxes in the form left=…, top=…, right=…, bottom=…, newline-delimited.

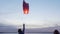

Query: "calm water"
left=0, top=33, right=53, bottom=34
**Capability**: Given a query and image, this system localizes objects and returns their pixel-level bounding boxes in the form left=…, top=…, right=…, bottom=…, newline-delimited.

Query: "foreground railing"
left=0, top=32, right=53, bottom=33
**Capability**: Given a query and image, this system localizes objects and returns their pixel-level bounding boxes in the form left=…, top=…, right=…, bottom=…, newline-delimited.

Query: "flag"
left=23, top=0, right=29, bottom=14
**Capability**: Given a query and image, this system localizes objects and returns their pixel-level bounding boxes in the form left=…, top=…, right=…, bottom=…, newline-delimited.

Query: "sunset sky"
left=0, top=0, right=60, bottom=28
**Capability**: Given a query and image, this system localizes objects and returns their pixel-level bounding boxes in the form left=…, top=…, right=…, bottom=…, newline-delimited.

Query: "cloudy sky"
left=0, top=0, right=60, bottom=28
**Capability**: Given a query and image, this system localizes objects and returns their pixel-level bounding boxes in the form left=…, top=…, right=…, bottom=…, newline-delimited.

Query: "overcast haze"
left=0, top=0, right=60, bottom=28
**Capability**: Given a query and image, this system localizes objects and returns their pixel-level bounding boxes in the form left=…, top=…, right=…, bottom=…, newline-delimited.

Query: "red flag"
left=23, top=0, right=29, bottom=14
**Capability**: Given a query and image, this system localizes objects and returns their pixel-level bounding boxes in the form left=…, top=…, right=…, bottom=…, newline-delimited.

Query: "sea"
left=0, top=33, right=53, bottom=34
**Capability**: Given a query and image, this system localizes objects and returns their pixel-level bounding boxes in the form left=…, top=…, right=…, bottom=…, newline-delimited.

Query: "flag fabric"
left=23, top=0, right=29, bottom=14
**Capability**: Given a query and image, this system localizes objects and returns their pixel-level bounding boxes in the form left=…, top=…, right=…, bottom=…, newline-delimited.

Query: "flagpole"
left=22, top=0, right=29, bottom=34
left=23, top=24, right=25, bottom=34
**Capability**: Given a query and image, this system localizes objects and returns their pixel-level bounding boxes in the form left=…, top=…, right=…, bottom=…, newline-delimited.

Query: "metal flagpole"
left=22, top=0, right=29, bottom=34
left=23, top=24, right=25, bottom=34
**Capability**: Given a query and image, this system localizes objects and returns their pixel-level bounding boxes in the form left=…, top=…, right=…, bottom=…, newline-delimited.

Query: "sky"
left=0, top=0, right=60, bottom=28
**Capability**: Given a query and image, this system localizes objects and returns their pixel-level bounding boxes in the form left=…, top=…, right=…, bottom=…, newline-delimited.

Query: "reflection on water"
left=0, top=33, right=53, bottom=34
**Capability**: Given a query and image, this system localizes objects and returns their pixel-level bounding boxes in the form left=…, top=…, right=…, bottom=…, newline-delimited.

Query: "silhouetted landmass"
left=0, top=23, right=60, bottom=33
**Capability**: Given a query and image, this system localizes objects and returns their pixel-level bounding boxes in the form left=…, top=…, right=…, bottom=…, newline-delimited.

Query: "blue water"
left=0, top=33, right=53, bottom=34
